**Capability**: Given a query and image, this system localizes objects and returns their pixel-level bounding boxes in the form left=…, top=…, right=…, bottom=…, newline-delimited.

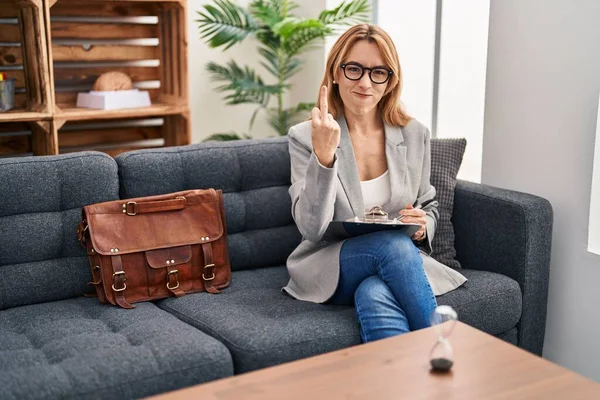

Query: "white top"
left=360, top=170, right=391, bottom=211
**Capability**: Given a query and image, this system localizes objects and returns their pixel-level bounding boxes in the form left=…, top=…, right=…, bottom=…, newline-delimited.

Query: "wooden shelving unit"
left=0, top=0, right=189, bottom=157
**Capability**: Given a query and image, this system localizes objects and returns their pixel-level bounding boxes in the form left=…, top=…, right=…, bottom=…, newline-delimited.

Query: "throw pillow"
left=430, top=138, right=467, bottom=269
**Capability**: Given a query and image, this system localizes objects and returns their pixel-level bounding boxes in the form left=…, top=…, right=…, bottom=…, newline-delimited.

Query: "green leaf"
left=250, top=0, right=297, bottom=27
left=318, top=0, right=371, bottom=29
left=281, top=57, right=302, bottom=80
left=248, top=106, right=264, bottom=131
left=272, top=18, right=331, bottom=56
left=206, top=60, right=282, bottom=106
left=267, top=102, right=314, bottom=135
left=203, top=132, right=252, bottom=142
left=196, top=0, right=259, bottom=50
left=258, top=46, right=280, bottom=77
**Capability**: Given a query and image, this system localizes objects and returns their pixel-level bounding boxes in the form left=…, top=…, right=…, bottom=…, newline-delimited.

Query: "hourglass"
left=429, top=305, right=458, bottom=372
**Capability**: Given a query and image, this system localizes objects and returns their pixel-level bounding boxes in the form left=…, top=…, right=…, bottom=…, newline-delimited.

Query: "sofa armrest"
left=452, top=180, right=553, bottom=356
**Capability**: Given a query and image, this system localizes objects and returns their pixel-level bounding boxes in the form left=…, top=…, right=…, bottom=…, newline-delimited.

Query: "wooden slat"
left=51, top=22, right=158, bottom=39
left=157, top=4, right=186, bottom=102
left=162, top=113, right=189, bottom=146
left=0, top=134, right=30, bottom=155
left=19, top=4, right=53, bottom=113
left=55, top=101, right=184, bottom=121
left=54, top=66, right=159, bottom=86
left=11, top=70, right=26, bottom=88
left=55, top=88, right=161, bottom=108
left=0, top=108, right=51, bottom=122
left=52, top=44, right=158, bottom=62
left=0, top=46, right=23, bottom=66
left=0, top=4, right=18, bottom=18
left=0, top=122, right=29, bottom=133
left=14, top=93, right=27, bottom=108
left=58, top=125, right=162, bottom=147
left=0, top=24, right=20, bottom=42
left=50, top=2, right=156, bottom=17
left=30, top=120, right=58, bottom=155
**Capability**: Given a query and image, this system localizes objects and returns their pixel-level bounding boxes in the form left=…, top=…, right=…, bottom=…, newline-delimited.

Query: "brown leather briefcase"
left=77, top=189, right=231, bottom=309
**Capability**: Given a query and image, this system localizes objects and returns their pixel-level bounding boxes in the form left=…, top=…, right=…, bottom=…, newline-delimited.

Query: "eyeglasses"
left=340, top=62, right=393, bottom=84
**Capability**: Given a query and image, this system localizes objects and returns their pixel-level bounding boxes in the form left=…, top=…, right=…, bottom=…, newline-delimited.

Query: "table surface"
left=149, top=322, right=600, bottom=400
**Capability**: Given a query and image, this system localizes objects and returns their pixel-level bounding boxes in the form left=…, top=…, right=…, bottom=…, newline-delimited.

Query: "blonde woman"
left=283, top=24, right=467, bottom=342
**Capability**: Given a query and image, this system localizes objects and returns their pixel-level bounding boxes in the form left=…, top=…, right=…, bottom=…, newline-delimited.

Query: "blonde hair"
left=318, top=24, right=411, bottom=126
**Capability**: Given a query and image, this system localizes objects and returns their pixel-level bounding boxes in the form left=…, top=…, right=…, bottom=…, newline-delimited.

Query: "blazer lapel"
left=336, top=116, right=364, bottom=217
left=383, top=123, right=409, bottom=214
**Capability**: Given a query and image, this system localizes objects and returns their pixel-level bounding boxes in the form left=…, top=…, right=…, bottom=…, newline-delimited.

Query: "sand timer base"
left=430, top=357, right=454, bottom=372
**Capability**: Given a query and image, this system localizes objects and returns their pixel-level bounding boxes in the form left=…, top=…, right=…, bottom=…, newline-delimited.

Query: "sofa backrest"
left=0, top=152, right=119, bottom=310
left=115, top=137, right=301, bottom=272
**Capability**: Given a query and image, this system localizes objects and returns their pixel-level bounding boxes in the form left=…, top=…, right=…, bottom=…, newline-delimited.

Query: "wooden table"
left=150, top=322, right=600, bottom=399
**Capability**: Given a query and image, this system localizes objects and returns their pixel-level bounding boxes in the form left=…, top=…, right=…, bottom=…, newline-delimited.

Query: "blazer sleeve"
left=416, top=126, right=440, bottom=255
left=288, top=125, right=338, bottom=242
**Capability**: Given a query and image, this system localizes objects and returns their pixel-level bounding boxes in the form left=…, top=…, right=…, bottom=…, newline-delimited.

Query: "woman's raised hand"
left=311, top=85, right=341, bottom=168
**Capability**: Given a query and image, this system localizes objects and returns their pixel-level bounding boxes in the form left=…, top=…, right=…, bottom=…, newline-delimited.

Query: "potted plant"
left=197, top=0, right=370, bottom=140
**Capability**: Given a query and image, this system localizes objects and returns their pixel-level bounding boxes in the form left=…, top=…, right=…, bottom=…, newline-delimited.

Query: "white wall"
left=186, top=0, right=327, bottom=143
left=588, top=94, right=600, bottom=255
left=482, top=0, right=600, bottom=382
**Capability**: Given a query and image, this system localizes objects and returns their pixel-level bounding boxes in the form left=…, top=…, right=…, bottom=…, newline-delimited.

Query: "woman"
left=283, top=24, right=467, bottom=342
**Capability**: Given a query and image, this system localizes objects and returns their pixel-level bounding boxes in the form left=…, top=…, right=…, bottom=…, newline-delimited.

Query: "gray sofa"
left=0, top=137, right=553, bottom=399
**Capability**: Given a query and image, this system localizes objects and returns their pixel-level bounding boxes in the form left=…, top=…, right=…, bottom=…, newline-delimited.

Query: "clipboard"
left=323, top=219, right=421, bottom=240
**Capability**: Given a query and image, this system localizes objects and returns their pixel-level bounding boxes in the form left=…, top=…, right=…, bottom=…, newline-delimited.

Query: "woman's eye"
left=373, top=69, right=387, bottom=76
left=348, top=66, right=361, bottom=73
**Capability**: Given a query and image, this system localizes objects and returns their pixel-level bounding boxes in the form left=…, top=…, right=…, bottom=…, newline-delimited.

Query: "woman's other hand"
left=399, top=204, right=427, bottom=241
left=311, top=85, right=341, bottom=167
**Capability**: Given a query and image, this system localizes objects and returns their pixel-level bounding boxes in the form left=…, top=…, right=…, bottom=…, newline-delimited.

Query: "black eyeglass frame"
left=339, top=62, right=393, bottom=84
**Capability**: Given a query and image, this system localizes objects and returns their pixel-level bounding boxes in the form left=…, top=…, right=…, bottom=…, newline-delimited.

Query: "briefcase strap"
left=201, top=243, right=220, bottom=294
left=111, top=255, right=135, bottom=309
left=166, top=266, right=185, bottom=297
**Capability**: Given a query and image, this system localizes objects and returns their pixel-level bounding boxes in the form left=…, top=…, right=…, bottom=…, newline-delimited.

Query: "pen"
left=396, top=198, right=436, bottom=221
left=414, top=198, right=436, bottom=210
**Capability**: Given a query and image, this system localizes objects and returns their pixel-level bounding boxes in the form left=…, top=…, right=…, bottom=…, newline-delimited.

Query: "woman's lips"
left=353, top=91, right=371, bottom=99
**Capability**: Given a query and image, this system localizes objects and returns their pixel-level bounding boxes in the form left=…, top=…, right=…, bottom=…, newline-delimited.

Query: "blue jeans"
left=328, top=231, right=438, bottom=342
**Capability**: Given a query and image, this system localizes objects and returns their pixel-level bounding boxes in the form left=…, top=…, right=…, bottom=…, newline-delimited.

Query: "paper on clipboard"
left=323, top=218, right=421, bottom=240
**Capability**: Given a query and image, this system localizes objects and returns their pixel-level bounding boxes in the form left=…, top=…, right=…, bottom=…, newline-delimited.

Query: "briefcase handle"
left=123, top=196, right=186, bottom=216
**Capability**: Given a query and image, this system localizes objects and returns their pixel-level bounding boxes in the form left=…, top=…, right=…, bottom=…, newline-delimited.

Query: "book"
left=76, top=89, right=151, bottom=110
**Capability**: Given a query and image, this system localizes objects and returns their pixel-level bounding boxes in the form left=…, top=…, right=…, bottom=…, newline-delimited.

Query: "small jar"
left=0, top=78, right=16, bottom=112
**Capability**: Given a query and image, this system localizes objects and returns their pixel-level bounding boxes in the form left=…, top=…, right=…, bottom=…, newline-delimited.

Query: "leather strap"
left=124, top=197, right=185, bottom=216
left=166, top=266, right=185, bottom=297
left=111, top=255, right=135, bottom=309
left=201, top=243, right=220, bottom=294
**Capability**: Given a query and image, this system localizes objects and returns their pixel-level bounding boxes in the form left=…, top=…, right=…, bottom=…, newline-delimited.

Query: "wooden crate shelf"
left=0, top=109, right=52, bottom=123
left=55, top=103, right=188, bottom=122
left=0, top=0, right=55, bottom=130
left=0, top=0, right=189, bottom=157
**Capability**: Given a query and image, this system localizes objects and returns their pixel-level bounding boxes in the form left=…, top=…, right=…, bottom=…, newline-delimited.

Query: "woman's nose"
left=358, top=72, right=372, bottom=89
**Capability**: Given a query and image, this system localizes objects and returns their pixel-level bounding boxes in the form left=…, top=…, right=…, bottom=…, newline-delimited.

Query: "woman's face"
left=335, top=40, right=390, bottom=118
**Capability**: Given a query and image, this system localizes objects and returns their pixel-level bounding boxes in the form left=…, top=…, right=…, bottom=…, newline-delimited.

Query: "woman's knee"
left=373, top=232, right=420, bottom=265
left=354, top=276, right=395, bottom=305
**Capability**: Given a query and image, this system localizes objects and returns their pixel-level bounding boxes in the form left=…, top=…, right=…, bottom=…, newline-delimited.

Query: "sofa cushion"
left=156, top=266, right=361, bottom=373
left=430, top=138, right=467, bottom=269
left=437, top=269, right=522, bottom=335
left=156, top=266, right=521, bottom=373
left=0, top=297, right=233, bottom=400
left=0, top=152, right=119, bottom=310
left=116, top=138, right=302, bottom=271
